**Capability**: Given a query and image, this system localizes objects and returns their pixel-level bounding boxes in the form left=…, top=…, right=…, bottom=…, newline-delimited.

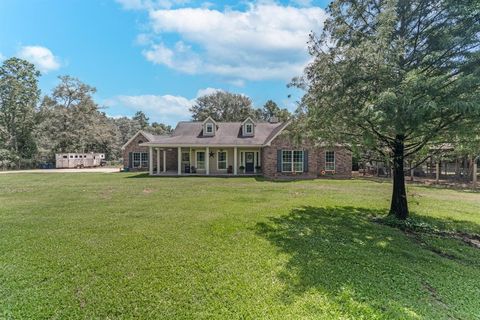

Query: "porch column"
left=149, top=146, right=153, bottom=176
left=205, top=146, right=210, bottom=175
left=156, top=148, right=160, bottom=175
left=177, top=147, right=182, bottom=175
left=435, top=161, right=440, bottom=183
left=163, top=150, right=166, bottom=173
left=234, top=147, right=238, bottom=175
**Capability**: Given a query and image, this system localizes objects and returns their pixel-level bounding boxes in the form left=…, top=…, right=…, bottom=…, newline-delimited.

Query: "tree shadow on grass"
left=123, top=172, right=151, bottom=178
left=256, top=206, right=480, bottom=319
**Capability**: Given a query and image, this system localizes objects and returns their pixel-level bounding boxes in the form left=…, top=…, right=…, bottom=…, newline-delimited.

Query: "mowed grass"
left=1, top=173, right=479, bottom=319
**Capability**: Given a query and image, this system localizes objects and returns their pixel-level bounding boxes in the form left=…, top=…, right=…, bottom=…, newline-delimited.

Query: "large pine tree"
left=297, top=0, right=480, bottom=219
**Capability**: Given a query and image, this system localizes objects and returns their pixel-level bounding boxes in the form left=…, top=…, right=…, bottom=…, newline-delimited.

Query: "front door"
left=245, top=152, right=255, bottom=173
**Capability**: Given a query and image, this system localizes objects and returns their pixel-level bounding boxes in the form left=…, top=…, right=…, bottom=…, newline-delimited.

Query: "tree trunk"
left=389, top=135, right=409, bottom=220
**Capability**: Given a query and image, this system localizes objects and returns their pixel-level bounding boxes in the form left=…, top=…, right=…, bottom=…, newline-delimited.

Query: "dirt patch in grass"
left=99, top=188, right=113, bottom=199
left=143, top=188, right=153, bottom=194
left=75, top=287, right=86, bottom=309
left=447, top=232, right=480, bottom=249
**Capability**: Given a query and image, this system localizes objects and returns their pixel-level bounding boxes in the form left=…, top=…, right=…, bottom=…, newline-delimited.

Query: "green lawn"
left=1, top=173, right=479, bottom=319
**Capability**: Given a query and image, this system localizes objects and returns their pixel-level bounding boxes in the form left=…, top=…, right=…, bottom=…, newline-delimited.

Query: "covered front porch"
left=147, top=146, right=262, bottom=176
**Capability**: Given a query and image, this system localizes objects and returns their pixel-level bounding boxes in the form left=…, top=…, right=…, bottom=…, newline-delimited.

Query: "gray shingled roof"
left=140, top=131, right=156, bottom=142
left=141, top=121, right=288, bottom=146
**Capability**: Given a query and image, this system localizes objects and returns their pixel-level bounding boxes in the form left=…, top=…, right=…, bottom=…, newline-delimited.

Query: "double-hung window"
left=133, top=153, right=141, bottom=168
left=282, top=150, right=304, bottom=173
left=325, top=151, right=335, bottom=171
left=205, top=123, right=214, bottom=134
left=196, top=151, right=206, bottom=170
left=217, top=151, right=227, bottom=170
left=133, top=152, right=148, bottom=168
left=141, top=153, right=148, bottom=167
left=293, top=151, right=304, bottom=172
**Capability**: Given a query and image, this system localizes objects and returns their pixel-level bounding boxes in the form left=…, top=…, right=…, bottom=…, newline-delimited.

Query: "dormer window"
left=245, top=123, right=253, bottom=134
left=206, top=123, right=214, bottom=134
left=203, top=116, right=217, bottom=136
left=242, top=117, right=255, bottom=137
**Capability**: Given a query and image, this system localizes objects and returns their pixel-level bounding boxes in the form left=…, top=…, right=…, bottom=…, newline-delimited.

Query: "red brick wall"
left=317, top=146, right=352, bottom=178
left=262, top=134, right=352, bottom=179
left=122, top=133, right=150, bottom=171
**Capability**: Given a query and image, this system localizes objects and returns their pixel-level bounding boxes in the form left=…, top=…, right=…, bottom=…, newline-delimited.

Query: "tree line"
left=0, top=57, right=291, bottom=169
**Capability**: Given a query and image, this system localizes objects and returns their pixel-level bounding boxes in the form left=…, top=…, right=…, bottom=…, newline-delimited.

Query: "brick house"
left=121, top=117, right=352, bottom=179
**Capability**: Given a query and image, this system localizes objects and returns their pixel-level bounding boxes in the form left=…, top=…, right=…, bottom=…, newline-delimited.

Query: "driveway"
left=0, top=168, right=121, bottom=174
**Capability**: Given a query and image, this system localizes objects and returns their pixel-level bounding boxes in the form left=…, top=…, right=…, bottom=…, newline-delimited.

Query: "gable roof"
left=241, top=117, right=256, bottom=125
left=140, top=121, right=289, bottom=147
left=202, top=116, right=217, bottom=125
left=121, top=130, right=154, bottom=150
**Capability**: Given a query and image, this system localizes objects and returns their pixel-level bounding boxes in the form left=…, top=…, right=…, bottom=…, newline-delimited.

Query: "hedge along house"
left=121, top=117, right=352, bottom=179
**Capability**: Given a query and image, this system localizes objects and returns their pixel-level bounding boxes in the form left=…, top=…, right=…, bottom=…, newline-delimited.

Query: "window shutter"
left=277, top=149, right=282, bottom=172
left=304, top=150, right=309, bottom=172
left=128, top=152, right=133, bottom=168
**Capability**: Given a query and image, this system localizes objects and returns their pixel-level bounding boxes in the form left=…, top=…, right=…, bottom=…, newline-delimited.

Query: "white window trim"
left=243, top=122, right=254, bottom=136
left=205, top=123, right=214, bottom=134
left=132, top=152, right=148, bottom=168
left=196, top=150, right=206, bottom=170
left=245, top=123, right=253, bottom=134
left=325, top=151, right=335, bottom=171
left=281, top=150, right=304, bottom=173
left=217, top=150, right=228, bottom=170
left=141, top=152, right=148, bottom=168
left=133, top=152, right=140, bottom=168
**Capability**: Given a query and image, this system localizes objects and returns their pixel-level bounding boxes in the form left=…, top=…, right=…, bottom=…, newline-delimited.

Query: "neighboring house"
left=121, top=117, right=352, bottom=179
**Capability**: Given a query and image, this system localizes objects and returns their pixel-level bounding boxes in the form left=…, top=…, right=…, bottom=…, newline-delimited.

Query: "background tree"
left=112, top=116, right=141, bottom=145
left=36, top=76, right=121, bottom=160
left=190, top=91, right=259, bottom=121
left=133, top=111, right=149, bottom=130
left=296, top=0, right=480, bottom=219
left=261, top=100, right=291, bottom=122
left=148, top=122, right=172, bottom=135
left=0, top=58, right=40, bottom=167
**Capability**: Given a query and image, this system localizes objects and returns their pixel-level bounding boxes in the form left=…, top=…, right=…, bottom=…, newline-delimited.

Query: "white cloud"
left=144, top=43, right=174, bottom=66
left=0, top=52, right=5, bottom=62
left=114, top=94, right=193, bottom=123
left=116, top=0, right=190, bottom=10
left=135, top=33, right=153, bottom=45
left=140, top=3, right=326, bottom=81
left=17, top=46, right=61, bottom=73
left=105, top=87, right=224, bottom=124
left=196, top=87, right=222, bottom=97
